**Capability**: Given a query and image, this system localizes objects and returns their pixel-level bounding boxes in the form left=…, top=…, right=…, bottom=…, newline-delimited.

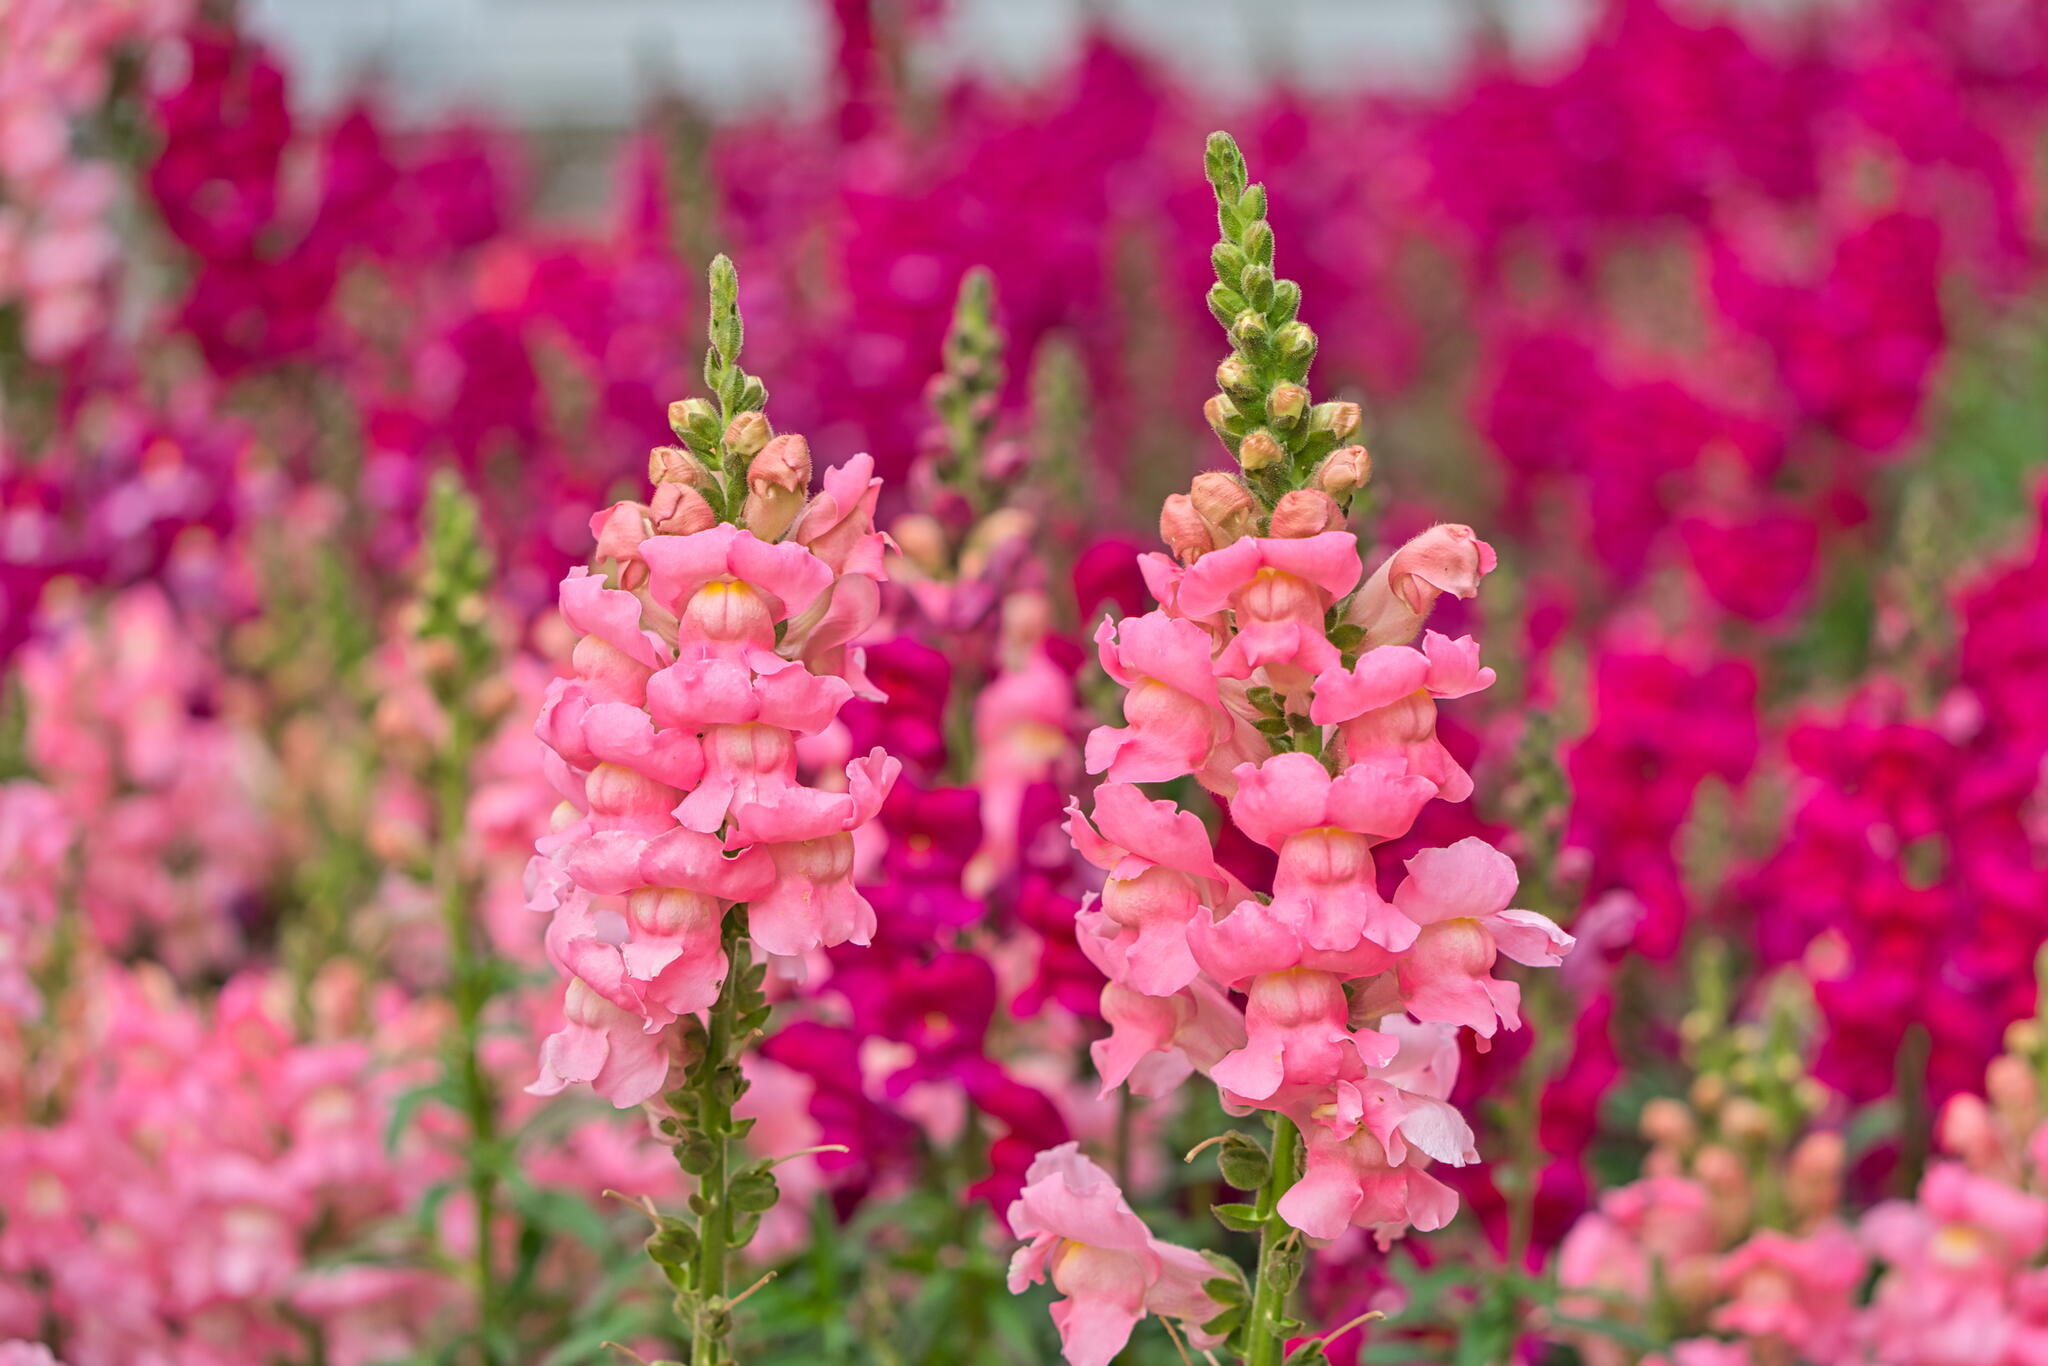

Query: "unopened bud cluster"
left=1201, top=132, right=1366, bottom=503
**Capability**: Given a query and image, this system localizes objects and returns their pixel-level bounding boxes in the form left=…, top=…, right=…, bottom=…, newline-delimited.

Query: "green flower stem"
left=1245, top=1116, right=1302, bottom=1366
left=690, top=922, right=746, bottom=1365
left=435, top=698, right=501, bottom=1362
left=420, top=473, right=507, bottom=1364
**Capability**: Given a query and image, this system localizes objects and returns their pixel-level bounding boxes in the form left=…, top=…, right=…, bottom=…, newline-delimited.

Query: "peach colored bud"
left=1690, top=1074, right=1727, bottom=1115
left=1266, top=383, right=1308, bottom=424
left=1269, top=488, right=1341, bottom=538
left=1988, top=1053, right=2039, bottom=1124
left=1237, top=429, right=1284, bottom=472
left=890, top=512, right=949, bottom=574
left=724, top=410, right=772, bottom=457
left=592, top=500, right=653, bottom=572
left=1204, top=393, right=1243, bottom=434
left=1316, top=445, right=1372, bottom=496
left=1216, top=355, right=1257, bottom=397
left=1718, top=1097, right=1772, bottom=1145
left=649, top=482, right=716, bottom=536
left=648, top=444, right=712, bottom=488
left=1346, top=523, right=1499, bottom=649
left=1694, top=1143, right=1752, bottom=1241
left=743, top=433, right=812, bottom=540
left=1640, top=1097, right=1697, bottom=1151
left=1189, top=472, right=1256, bottom=544
left=1160, top=494, right=1214, bottom=564
left=1787, top=1131, right=1844, bottom=1223
left=749, top=433, right=812, bottom=491
left=1938, top=1093, right=2002, bottom=1168
left=1310, top=400, right=1362, bottom=441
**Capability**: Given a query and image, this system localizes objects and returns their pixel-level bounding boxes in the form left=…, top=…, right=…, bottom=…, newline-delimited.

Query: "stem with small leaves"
left=419, top=472, right=508, bottom=1364
left=1244, top=1116, right=1303, bottom=1366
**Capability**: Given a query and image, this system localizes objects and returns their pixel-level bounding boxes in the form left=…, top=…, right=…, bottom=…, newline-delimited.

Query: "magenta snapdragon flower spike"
left=528, top=254, right=897, bottom=1364
left=1015, top=133, right=1574, bottom=1365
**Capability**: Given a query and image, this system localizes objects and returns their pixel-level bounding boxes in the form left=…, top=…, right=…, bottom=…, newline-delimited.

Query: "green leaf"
left=1211, top=1202, right=1264, bottom=1233
left=382, top=1080, right=453, bottom=1154
left=1201, top=1305, right=1246, bottom=1338
left=1202, top=1274, right=1247, bottom=1306
left=1217, top=1132, right=1271, bottom=1190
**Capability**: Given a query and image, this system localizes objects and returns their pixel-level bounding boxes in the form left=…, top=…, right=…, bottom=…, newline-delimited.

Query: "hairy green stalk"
left=419, top=472, right=508, bottom=1363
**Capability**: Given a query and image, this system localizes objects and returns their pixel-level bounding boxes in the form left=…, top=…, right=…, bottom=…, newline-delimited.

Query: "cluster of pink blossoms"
left=1012, top=460, right=1574, bottom=1357
left=1557, top=1044, right=2048, bottom=1366
left=7, top=586, right=275, bottom=987
left=0, top=0, right=191, bottom=360
left=0, top=966, right=455, bottom=1366
left=528, top=427, right=899, bottom=1107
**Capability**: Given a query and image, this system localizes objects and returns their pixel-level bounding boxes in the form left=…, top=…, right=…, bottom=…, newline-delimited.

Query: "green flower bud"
left=669, top=397, right=719, bottom=443
left=1274, top=320, right=1317, bottom=365
left=1231, top=310, right=1271, bottom=351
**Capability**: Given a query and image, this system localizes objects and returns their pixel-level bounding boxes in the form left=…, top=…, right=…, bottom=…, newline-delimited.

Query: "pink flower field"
left=5, top=1, right=2048, bottom=1362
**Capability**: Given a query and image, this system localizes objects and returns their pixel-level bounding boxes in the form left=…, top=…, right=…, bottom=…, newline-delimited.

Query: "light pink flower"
left=724, top=749, right=898, bottom=956
left=1311, top=632, right=1492, bottom=802
left=641, top=524, right=834, bottom=669
left=1277, top=1120, right=1461, bottom=1245
left=0, top=1344, right=63, bottom=1366
left=1391, top=838, right=1573, bottom=1039
left=1557, top=1177, right=1719, bottom=1332
left=790, top=453, right=887, bottom=577
left=1087, top=611, right=1250, bottom=785
left=1711, top=1225, right=1864, bottom=1360
left=1345, top=525, right=1497, bottom=650
left=1006, top=1143, right=1226, bottom=1366
left=1177, top=532, right=1362, bottom=688
left=1210, top=968, right=1395, bottom=1107
left=1226, top=751, right=1438, bottom=953
left=1088, top=977, right=1246, bottom=1097
left=1069, top=783, right=1241, bottom=996
left=529, top=978, right=670, bottom=1108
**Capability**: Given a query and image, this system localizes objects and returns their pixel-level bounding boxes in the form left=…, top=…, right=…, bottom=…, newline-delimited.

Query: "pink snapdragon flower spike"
left=1036, top=131, right=1571, bottom=1355
left=530, top=262, right=898, bottom=1117
left=527, top=255, right=908, bottom=1359
left=1005, top=1144, right=1227, bottom=1366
